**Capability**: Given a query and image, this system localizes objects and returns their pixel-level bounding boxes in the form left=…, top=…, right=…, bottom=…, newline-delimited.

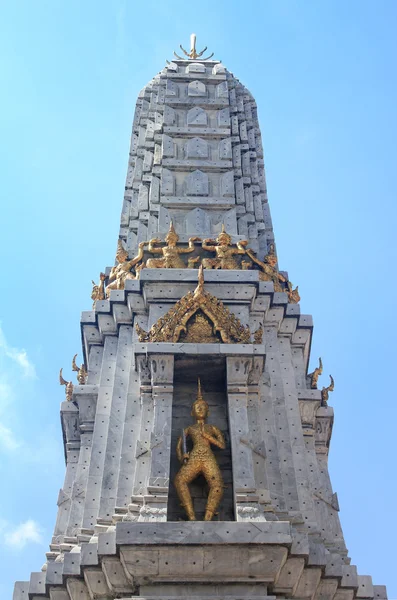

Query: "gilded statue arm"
left=148, top=238, right=163, bottom=253
left=126, top=241, right=147, bottom=267
left=107, top=266, right=118, bottom=283
left=236, top=240, right=249, bottom=254
left=245, top=248, right=264, bottom=268
left=178, top=236, right=201, bottom=253
left=202, top=239, right=217, bottom=252
left=202, top=425, right=225, bottom=450
left=176, top=428, right=190, bottom=462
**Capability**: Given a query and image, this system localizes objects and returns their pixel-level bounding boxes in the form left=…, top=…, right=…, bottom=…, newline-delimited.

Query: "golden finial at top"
left=196, top=377, right=204, bottom=401
left=174, top=33, right=214, bottom=61
left=196, top=264, right=205, bottom=292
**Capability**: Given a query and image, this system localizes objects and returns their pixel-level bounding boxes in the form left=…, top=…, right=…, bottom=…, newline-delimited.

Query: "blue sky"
left=1, top=0, right=396, bottom=596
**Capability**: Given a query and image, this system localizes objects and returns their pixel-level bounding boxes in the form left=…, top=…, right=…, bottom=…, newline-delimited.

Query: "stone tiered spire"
left=121, top=48, right=273, bottom=259
left=14, top=38, right=387, bottom=600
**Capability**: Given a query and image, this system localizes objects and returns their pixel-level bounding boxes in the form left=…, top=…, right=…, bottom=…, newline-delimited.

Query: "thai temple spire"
left=14, top=36, right=388, bottom=600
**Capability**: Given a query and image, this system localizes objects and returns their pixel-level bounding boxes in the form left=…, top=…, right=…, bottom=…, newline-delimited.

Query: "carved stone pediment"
left=136, top=267, right=251, bottom=344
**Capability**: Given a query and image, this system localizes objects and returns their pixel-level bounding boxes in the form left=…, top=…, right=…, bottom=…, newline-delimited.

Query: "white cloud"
left=3, top=519, right=43, bottom=549
left=0, top=422, right=20, bottom=451
left=0, top=324, right=37, bottom=379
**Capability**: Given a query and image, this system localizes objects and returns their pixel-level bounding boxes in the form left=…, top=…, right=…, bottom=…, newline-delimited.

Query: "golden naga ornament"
left=105, top=240, right=146, bottom=297
left=72, top=354, right=87, bottom=385
left=146, top=221, right=200, bottom=269
left=174, top=379, right=225, bottom=521
left=308, top=357, right=323, bottom=389
left=202, top=225, right=248, bottom=270
left=59, top=369, right=73, bottom=402
left=246, top=244, right=300, bottom=304
left=135, top=266, right=251, bottom=344
left=321, top=375, right=334, bottom=406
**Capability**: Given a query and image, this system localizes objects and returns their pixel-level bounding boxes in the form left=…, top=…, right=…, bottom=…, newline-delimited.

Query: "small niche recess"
left=167, top=356, right=234, bottom=521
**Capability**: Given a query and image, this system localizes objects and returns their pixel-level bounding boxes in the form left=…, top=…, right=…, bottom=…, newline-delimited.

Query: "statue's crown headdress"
left=165, top=220, right=179, bottom=242
left=197, top=377, right=204, bottom=401
left=116, top=239, right=128, bottom=259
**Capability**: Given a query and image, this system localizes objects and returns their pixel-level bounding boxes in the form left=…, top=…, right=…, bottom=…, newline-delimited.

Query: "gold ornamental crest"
left=135, top=266, right=251, bottom=344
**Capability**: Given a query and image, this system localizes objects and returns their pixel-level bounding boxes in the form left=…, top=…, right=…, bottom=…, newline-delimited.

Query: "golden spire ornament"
left=173, top=34, right=214, bottom=61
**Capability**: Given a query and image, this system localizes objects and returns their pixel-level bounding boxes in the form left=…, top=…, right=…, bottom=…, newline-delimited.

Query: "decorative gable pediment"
left=135, top=267, right=251, bottom=344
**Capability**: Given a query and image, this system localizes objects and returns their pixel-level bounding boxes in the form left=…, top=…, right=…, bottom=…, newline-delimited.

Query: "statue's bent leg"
left=105, top=281, right=117, bottom=298
left=202, top=459, right=224, bottom=521
left=146, top=258, right=164, bottom=268
left=202, top=258, right=218, bottom=269
left=174, top=459, right=202, bottom=521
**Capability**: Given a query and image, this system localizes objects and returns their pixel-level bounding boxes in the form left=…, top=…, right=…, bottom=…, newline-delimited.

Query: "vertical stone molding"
left=226, top=356, right=261, bottom=520
left=147, top=355, right=174, bottom=491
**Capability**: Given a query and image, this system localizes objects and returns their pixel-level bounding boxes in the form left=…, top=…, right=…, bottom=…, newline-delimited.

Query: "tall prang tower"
left=15, top=36, right=387, bottom=600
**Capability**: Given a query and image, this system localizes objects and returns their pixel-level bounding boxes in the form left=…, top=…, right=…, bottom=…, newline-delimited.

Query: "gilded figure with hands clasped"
left=174, top=379, right=225, bottom=521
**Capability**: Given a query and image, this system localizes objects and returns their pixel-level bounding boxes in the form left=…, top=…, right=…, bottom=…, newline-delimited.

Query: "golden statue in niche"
left=105, top=240, right=146, bottom=296
left=174, top=379, right=225, bottom=521
left=146, top=221, right=200, bottom=269
left=202, top=225, right=248, bottom=270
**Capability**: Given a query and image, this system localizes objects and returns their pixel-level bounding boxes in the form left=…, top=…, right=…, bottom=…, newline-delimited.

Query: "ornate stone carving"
left=299, top=399, right=321, bottom=436
left=135, top=266, right=251, bottom=344
left=308, top=357, right=323, bottom=389
left=146, top=221, right=200, bottom=268
left=202, top=225, right=248, bottom=270
left=174, top=379, right=225, bottom=521
left=321, top=375, right=334, bottom=406
left=59, top=369, right=73, bottom=402
left=139, top=506, right=167, bottom=518
left=236, top=505, right=261, bottom=520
